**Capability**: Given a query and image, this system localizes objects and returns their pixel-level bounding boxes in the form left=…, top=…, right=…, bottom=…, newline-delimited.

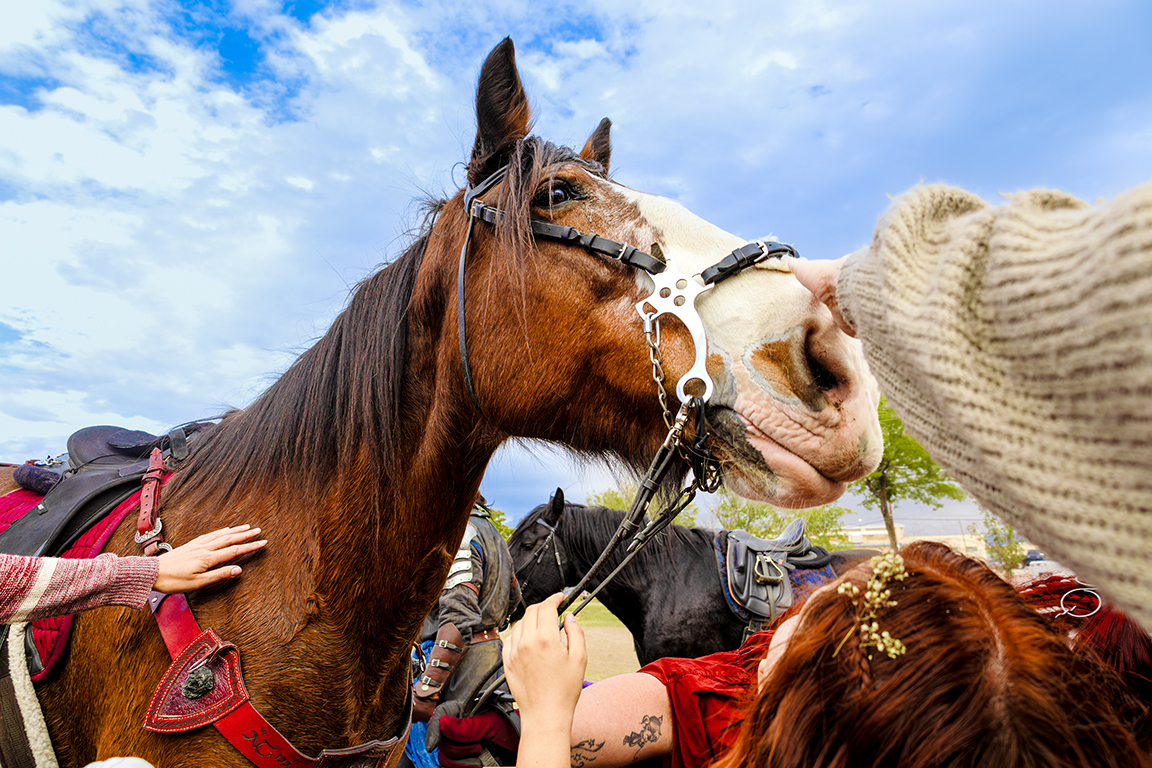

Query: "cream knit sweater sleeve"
left=838, top=182, right=1152, bottom=631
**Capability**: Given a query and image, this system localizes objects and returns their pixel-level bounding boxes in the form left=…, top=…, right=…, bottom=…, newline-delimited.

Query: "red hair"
left=1017, top=574, right=1152, bottom=747
left=713, top=541, right=1150, bottom=768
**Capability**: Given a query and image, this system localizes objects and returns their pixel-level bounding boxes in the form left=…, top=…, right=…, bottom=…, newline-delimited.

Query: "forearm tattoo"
left=571, top=738, right=604, bottom=767
left=622, top=714, right=663, bottom=756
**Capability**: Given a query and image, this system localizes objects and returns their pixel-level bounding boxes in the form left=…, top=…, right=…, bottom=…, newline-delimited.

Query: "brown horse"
left=0, top=39, right=881, bottom=766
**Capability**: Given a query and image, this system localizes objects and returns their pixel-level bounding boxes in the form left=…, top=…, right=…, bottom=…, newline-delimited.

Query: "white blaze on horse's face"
left=615, top=185, right=883, bottom=508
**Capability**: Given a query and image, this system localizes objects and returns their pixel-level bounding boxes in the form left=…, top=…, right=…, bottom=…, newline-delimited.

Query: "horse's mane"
left=556, top=503, right=715, bottom=594
left=168, top=223, right=432, bottom=517
left=168, top=136, right=603, bottom=520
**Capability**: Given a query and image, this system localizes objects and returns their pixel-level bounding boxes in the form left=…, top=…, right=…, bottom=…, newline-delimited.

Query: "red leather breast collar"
left=137, top=450, right=410, bottom=768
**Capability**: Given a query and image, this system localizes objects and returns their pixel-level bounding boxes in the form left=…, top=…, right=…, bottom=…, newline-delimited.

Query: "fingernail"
left=232, top=566, right=242, bottom=576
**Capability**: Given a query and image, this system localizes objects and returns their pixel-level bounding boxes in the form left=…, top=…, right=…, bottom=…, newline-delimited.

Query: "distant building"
left=842, top=524, right=987, bottom=561
left=844, top=524, right=904, bottom=548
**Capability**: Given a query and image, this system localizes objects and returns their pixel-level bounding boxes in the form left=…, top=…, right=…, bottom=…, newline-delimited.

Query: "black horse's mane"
left=170, top=134, right=601, bottom=518
left=514, top=502, right=717, bottom=595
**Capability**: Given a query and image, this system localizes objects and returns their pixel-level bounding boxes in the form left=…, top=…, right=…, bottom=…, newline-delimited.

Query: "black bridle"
left=455, top=163, right=797, bottom=418
left=512, top=517, right=566, bottom=599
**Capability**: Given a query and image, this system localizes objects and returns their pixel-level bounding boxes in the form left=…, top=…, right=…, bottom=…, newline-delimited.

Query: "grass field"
left=565, top=599, right=640, bottom=682
left=501, top=598, right=640, bottom=682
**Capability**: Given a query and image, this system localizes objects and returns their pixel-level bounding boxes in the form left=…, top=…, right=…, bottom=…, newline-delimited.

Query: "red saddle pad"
left=1, top=484, right=150, bottom=682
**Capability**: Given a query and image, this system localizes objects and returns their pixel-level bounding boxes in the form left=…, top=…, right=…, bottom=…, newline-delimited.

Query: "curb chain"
left=642, top=311, right=673, bottom=429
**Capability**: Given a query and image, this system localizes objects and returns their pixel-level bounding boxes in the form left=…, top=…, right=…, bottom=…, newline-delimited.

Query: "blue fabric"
left=791, top=563, right=837, bottom=602
left=405, top=641, right=439, bottom=768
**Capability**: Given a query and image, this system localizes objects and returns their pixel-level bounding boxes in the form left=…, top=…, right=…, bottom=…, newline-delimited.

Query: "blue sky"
left=2, top=0, right=1150, bottom=533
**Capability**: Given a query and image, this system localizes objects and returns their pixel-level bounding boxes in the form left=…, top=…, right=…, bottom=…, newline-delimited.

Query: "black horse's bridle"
left=512, top=516, right=566, bottom=600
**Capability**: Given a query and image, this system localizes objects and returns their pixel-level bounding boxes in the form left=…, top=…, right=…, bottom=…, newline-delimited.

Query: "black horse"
left=508, top=490, right=879, bottom=665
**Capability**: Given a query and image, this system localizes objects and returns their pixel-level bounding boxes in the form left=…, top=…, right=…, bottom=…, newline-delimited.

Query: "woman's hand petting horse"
left=153, top=524, right=267, bottom=593
left=504, top=592, right=587, bottom=768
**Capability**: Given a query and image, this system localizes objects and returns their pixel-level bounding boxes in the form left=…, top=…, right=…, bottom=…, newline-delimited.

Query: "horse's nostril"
left=806, top=346, right=840, bottom=393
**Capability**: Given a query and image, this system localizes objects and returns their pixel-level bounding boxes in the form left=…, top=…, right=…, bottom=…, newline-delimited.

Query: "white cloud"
left=2, top=0, right=1150, bottom=526
left=0, top=0, right=81, bottom=56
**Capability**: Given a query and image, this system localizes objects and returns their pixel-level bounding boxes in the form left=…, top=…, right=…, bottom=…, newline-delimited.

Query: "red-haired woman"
left=500, top=542, right=1151, bottom=768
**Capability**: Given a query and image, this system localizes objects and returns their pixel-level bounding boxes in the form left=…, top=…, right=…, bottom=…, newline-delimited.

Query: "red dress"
left=637, top=563, right=839, bottom=768
left=638, top=630, right=773, bottom=768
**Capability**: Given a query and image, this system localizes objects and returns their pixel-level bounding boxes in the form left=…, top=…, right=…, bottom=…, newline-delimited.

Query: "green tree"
left=711, top=488, right=851, bottom=551
left=585, top=483, right=699, bottom=528
left=486, top=506, right=514, bottom=540
left=850, top=398, right=966, bottom=549
left=969, top=508, right=1025, bottom=573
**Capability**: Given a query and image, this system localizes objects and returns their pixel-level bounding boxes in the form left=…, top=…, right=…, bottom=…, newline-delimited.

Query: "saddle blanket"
left=0, top=484, right=148, bottom=682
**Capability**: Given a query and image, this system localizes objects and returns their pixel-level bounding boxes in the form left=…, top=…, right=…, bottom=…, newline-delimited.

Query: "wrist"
left=519, top=710, right=575, bottom=737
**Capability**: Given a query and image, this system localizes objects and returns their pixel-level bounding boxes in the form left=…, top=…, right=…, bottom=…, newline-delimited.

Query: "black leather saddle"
left=3, top=424, right=206, bottom=559
left=716, top=519, right=833, bottom=637
left=1, top=422, right=211, bottom=678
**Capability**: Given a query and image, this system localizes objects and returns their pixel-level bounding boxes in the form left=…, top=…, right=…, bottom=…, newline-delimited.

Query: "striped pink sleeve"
left=0, top=552, right=160, bottom=623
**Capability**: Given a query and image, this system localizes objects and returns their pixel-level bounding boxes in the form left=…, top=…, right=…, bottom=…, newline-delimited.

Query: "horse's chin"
left=708, top=407, right=848, bottom=509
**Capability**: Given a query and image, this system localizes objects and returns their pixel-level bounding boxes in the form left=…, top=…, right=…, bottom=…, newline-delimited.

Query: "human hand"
left=789, top=256, right=854, bottom=336
left=153, top=525, right=267, bottom=594
left=503, top=593, right=586, bottom=753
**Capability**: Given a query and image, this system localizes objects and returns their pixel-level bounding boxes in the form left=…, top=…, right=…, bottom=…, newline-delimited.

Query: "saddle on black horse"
left=715, top=518, right=832, bottom=639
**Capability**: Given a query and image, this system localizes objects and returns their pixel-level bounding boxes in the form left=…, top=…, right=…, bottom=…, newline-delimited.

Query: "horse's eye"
left=533, top=181, right=576, bottom=209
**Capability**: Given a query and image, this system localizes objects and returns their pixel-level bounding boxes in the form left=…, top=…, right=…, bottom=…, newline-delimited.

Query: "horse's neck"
left=168, top=392, right=494, bottom=743
left=563, top=511, right=649, bottom=636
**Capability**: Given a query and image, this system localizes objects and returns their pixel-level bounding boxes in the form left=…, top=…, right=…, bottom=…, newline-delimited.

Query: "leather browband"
left=469, top=201, right=666, bottom=274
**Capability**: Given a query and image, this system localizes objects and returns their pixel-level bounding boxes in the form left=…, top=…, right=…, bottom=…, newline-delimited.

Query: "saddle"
left=2, top=424, right=204, bottom=558
left=1, top=424, right=210, bottom=672
left=0, top=423, right=211, bottom=768
left=715, top=519, right=832, bottom=639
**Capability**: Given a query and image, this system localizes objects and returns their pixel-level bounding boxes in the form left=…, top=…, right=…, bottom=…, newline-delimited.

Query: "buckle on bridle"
left=700, top=240, right=798, bottom=286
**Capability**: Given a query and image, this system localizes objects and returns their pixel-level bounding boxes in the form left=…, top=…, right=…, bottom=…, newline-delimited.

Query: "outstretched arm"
left=0, top=524, right=266, bottom=623
left=153, top=524, right=267, bottom=593
left=791, top=183, right=1152, bottom=634
left=568, top=673, right=673, bottom=768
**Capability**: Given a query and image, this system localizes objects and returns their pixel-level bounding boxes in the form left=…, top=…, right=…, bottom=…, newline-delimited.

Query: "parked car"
left=1027, top=560, right=1073, bottom=578
left=1022, top=549, right=1047, bottom=566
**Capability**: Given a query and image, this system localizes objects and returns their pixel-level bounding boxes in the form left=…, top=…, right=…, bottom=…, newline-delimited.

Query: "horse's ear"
left=470, top=37, right=532, bottom=185
left=579, top=118, right=612, bottom=172
left=545, top=487, right=565, bottom=525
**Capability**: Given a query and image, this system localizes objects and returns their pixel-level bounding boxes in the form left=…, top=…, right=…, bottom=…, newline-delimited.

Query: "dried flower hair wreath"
left=833, top=551, right=908, bottom=661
